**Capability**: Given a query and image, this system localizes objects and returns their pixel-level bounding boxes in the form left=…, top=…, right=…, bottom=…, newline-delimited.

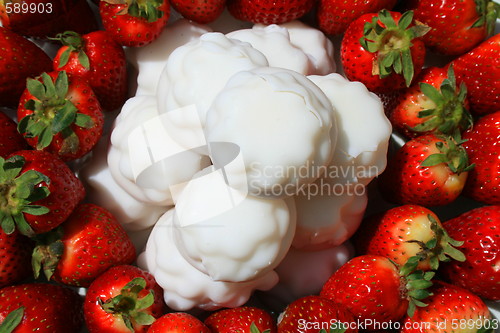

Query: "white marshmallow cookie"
left=226, top=24, right=311, bottom=75
left=127, top=19, right=213, bottom=96
left=308, top=73, right=392, bottom=186
left=108, top=95, right=211, bottom=206
left=227, top=21, right=336, bottom=76
left=281, top=20, right=336, bottom=75
left=137, top=209, right=279, bottom=311
left=156, top=32, right=269, bottom=147
left=172, top=166, right=296, bottom=282
left=205, top=67, right=337, bottom=198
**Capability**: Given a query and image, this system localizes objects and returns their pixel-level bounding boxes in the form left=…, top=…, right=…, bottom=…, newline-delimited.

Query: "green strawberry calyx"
left=52, top=31, right=90, bottom=69
left=17, top=71, right=94, bottom=156
left=0, top=307, right=24, bottom=333
left=413, top=65, right=473, bottom=135
left=403, top=269, right=434, bottom=317
left=0, top=155, right=50, bottom=238
left=360, top=10, right=430, bottom=87
left=103, top=0, right=165, bottom=22
left=400, top=214, right=466, bottom=275
left=99, top=277, right=156, bottom=331
left=421, top=132, right=475, bottom=175
left=31, top=227, right=65, bottom=281
left=472, top=0, right=500, bottom=36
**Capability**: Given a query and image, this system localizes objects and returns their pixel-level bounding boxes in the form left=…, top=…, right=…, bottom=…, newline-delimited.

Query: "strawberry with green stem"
left=320, top=255, right=435, bottom=326
left=404, top=0, right=500, bottom=56
left=341, top=9, right=429, bottom=94
left=31, top=203, right=137, bottom=288
left=0, top=283, right=84, bottom=333
left=354, top=205, right=466, bottom=273
left=84, top=265, right=166, bottom=333
left=0, top=150, right=85, bottom=236
left=99, top=0, right=170, bottom=47
left=390, top=65, right=472, bottom=138
left=440, top=205, right=500, bottom=300
left=52, top=30, right=128, bottom=111
left=17, top=71, right=104, bottom=161
left=378, top=133, right=474, bottom=206
left=401, top=281, right=494, bottom=333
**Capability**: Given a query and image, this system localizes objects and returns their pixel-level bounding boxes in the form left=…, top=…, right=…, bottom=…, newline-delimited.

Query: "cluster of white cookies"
left=80, top=17, right=391, bottom=311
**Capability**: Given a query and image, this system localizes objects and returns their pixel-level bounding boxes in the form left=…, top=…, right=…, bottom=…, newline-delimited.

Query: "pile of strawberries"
left=0, top=0, right=499, bottom=332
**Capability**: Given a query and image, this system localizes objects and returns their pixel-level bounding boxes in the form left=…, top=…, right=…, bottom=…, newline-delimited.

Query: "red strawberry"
left=0, top=0, right=98, bottom=39
left=17, top=71, right=104, bottom=161
left=32, top=203, right=136, bottom=287
left=452, top=34, right=500, bottom=115
left=404, top=0, right=499, bottom=55
left=0, top=27, right=52, bottom=108
left=0, top=110, right=28, bottom=158
left=147, top=312, right=210, bottom=333
left=340, top=10, right=428, bottom=94
left=227, top=0, right=315, bottom=25
left=389, top=65, right=472, bottom=139
left=462, top=111, right=500, bottom=204
left=99, top=0, right=170, bottom=47
left=0, top=229, right=34, bottom=288
left=205, top=306, right=277, bottom=333
left=0, top=283, right=83, bottom=333
left=0, top=150, right=85, bottom=236
left=440, top=205, right=500, bottom=301
left=317, top=0, right=398, bottom=35
left=52, top=30, right=128, bottom=111
left=320, top=255, right=434, bottom=327
left=378, top=133, right=473, bottom=206
left=400, top=281, right=494, bottom=333
left=354, top=205, right=465, bottom=272
left=85, top=265, right=166, bottom=333
left=277, top=295, right=357, bottom=333
left=170, top=0, right=226, bottom=24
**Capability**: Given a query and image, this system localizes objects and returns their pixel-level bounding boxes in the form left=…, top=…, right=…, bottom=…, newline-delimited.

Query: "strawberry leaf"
left=0, top=156, right=50, bottom=237
left=54, top=71, right=69, bottom=99
left=77, top=50, right=90, bottom=69
left=37, top=128, right=54, bottom=149
left=398, top=10, right=414, bottom=30
left=378, top=9, right=397, bottom=28
left=0, top=307, right=24, bottom=333
left=26, top=78, right=46, bottom=101
left=133, top=311, right=155, bottom=326
left=57, top=49, right=71, bottom=68
left=52, top=102, right=77, bottom=133
left=75, top=113, right=94, bottom=129
left=12, top=214, right=35, bottom=238
left=0, top=215, right=16, bottom=235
